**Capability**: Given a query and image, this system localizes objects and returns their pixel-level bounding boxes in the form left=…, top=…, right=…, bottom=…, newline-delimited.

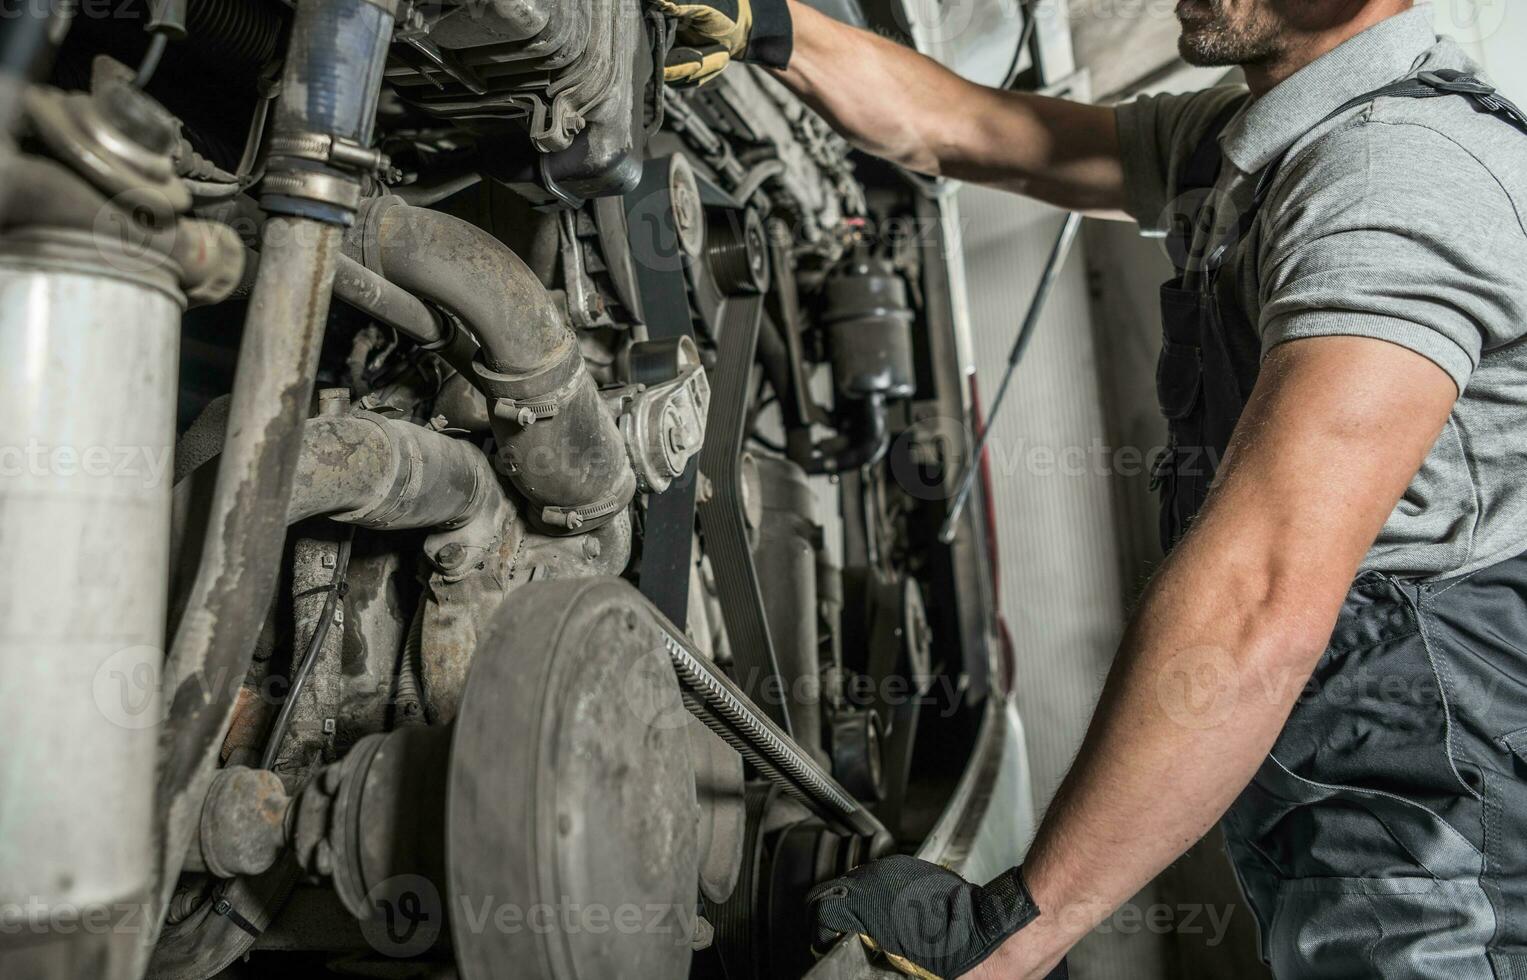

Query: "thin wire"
left=134, top=32, right=168, bottom=87
left=937, top=211, right=1083, bottom=545
left=260, top=530, right=355, bottom=771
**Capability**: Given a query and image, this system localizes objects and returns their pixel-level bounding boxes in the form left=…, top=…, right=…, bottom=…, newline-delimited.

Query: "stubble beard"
left=1176, top=0, right=1285, bottom=68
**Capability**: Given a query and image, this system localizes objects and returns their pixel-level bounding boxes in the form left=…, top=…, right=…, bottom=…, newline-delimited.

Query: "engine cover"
left=387, top=0, right=649, bottom=201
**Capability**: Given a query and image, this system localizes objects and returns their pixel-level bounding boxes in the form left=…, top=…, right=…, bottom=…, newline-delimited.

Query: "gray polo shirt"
left=1115, top=4, right=1527, bottom=580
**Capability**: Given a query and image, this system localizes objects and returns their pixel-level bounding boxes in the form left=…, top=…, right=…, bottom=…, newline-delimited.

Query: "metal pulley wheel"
left=447, top=579, right=702, bottom=980
left=706, top=207, right=771, bottom=296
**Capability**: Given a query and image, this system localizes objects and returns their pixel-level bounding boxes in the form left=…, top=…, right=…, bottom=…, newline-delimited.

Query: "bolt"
left=565, top=511, right=584, bottom=530
left=322, top=718, right=336, bottom=734
left=435, top=543, right=467, bottom=570
left=582, top=536, right=602, bottom=560
left=517, top=407, right=537, bottom=427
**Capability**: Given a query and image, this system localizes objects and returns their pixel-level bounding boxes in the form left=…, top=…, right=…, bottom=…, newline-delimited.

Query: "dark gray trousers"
left=1221, top=554, right=1527, bottom=978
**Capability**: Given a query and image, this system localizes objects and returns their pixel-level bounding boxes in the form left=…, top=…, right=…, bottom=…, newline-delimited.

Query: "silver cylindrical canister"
left=0, top=229, right=182, bottom=971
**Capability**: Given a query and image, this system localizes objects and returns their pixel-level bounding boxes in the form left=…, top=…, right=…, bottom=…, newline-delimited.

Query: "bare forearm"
left=992, top=544, right=1332, bottom=973
left=976, top=338, right=1457, bottom=979
left=771, top=0, right=1125, bottom=212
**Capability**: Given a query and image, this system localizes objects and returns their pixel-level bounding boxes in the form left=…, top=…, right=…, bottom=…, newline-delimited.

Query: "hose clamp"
left=540, top=492, right=628, bottom=532
left=261, top=171, right=364, bottom=214
left=269, top=133, right=391, bottom=176
left=488, top=371, right=583, bottom=428
left=472, top=342, right=584, bottom=428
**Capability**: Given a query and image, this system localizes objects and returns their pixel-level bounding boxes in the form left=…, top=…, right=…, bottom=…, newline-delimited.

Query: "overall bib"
left=1154, top=71, right=1527, bottom=978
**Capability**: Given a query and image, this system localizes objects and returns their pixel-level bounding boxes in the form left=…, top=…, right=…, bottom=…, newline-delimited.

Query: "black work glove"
left=808, top=856, right=1062, bottom=979
left=656, top=0, right=793, bottom=86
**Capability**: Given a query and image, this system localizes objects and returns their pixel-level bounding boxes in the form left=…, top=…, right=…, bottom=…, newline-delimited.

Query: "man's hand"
left=807, top=856, right=1060, bottom=979
left=657, top=0, right=793, bottom=86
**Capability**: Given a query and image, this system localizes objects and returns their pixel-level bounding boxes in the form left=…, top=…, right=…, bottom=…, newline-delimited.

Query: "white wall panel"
left=952, top=187, right=1167, bottom=980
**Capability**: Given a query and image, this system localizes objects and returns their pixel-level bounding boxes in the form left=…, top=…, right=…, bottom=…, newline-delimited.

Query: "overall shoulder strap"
left=1166, top=96, right=1250, bottom=271
left=1252, top=69, right=1527, bottom=206
left=1178, top=96, right=1251, bottom=197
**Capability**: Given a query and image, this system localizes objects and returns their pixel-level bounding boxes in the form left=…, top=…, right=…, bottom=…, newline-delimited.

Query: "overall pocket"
left=1265, top=876, right=1495, bottom=979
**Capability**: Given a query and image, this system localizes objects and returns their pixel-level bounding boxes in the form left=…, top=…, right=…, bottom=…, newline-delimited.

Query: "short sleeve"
left=1114, top=85, right=1248, bottom=232
left=1257, top=118, right=1527, bottom=394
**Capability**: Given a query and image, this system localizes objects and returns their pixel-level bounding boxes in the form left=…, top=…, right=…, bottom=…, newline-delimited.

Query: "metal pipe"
left=147, top=216, right=340, bottom=954
left=287, top=412, right=502, bottom=530
left=350, top=198, right=636, bottom=531
left=357, top=198, right=568, bottom=374
left=332, top=253, right=447, bottom=346
left=393, top=169, right=483, bottom=206
left=143, top=0, right=397, bottom=967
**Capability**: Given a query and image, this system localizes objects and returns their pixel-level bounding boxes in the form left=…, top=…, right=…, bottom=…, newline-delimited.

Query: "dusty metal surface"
left=148, top=216, right=341, bottom=966
left=447, top=578, right=701, bottom=980
left=0, top=3, right=1011, bottom=977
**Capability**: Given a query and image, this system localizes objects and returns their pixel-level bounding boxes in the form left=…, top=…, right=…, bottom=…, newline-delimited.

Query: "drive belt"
left=650, top=610, right=888, bottom=844
left=623, top=156, right=701, bottom=629
left=693, top=289, right=795, bottom=736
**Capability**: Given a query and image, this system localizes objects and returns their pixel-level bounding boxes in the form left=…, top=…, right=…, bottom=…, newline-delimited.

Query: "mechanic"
left=659, top=0, right=1527, bottom=976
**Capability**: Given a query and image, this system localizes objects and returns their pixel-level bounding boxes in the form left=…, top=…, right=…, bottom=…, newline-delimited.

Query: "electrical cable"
left=259, top=529, right=355, bottom=771
left=937, top=211, right=1082, bottom=545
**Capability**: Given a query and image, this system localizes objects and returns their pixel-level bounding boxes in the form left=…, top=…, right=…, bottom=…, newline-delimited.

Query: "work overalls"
left=1153, top=70, right=1527, bottom=978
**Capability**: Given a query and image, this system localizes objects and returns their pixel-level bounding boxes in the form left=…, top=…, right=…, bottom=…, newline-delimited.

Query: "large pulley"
left=446, top=577, right=889, bottom=978
left=447, top=579, right=703, bottom=980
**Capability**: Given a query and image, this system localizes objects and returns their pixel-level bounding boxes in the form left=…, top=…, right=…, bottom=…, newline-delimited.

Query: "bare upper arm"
left=1178, top=335, right=1457, bottom=624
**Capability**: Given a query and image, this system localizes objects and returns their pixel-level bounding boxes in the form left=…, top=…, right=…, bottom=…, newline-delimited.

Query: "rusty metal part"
left=193, top=768, right=290, bottom=879
left=145, top=214, right=341, bottom=970
left=418, top=507, right=629, bottom=726
left=24, top=81, right=190, bottom=214
left=1, top=154, right=244, bottom=306
left=298, top=726, right=452, bottom=925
